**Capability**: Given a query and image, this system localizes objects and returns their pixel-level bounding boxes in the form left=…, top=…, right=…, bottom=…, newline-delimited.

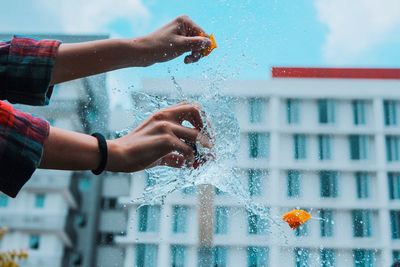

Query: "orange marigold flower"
left=282, top=209, right=312, bottom=229
left=199, top=33, right=217, bottom=56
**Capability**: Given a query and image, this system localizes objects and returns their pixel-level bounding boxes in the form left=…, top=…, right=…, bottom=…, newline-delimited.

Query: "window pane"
left=247, top=210, right=268, bottom=235
left=34, top=194, right=45, bottom=208
left=248, top=169, right=263, bottom=197
left=353, top=249, right=375, bottom=267
left=287, top=170, right=301, bottom=198
left=213, top=246, right=227, bottom=267
left=318, top=99, right=335, bottom=124
left=294, top=134, right=307, bottom=160
left=172, top=205, right=188, bottom=233
left=136, top=244, right=158, bottom=267
left=384, top=100, right=398, bottom=126
left=215, top=206, right=229, bottom=234
left=249, top=133, right=269, bottom=158
left=318, top=135, right=332, bottom=160
left=249, top=98, right=265, bottom=123
left=386, top=136, right=400, bottom=162
left=389, top=173, right=400, bottom=200
left=352, top=210, right=372, bottom=237
left=349, top=135, right=369, bottom=160
left=287, top=99, right=300, bottom=124
left=29, top=235, right=40, bottom=250
left=321, top=249, right=336, bottom=267
left=247, top=246, right=268, bottom=267
left=0, top=195, right=9, bottom=207
left=171, top=245, right=186, bottom=267
left=356, top=172, right=370, bottom=199
left=390, top=210, right=400, bottom=239
left=295, top=248, right=309, bottom=267
left=138, top=205, right=160, bottom=232
left=320, top=171, right=338, bottom=198
left=320, top=209, right=334, bottom=237
left=353, top=100, right=367, bottom=125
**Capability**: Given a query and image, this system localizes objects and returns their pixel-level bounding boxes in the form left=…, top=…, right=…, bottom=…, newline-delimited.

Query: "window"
left=287, top=98, right=300, bottom=124
left=247, top=210, right=267, bottom=235
left=247, top=246, right=268, bottom=267
left=295, top=248, right=309, bottom=267
left=100, top=197, right=118, bottom=210
left=171, top=245, right=186, bottom=267
left=215, top=206, right=229, bottom=234
left=287, top=170, right=301, bottom=198
left=320, top=249, right=335, bottom=267
left=349, top=135, right=369, bottom=160
left=352, top=210, right=372, bottom=237
left=318, top=99, right=335, bottom=124
left=389, top=173, right=400, bottom=200
left=98, top=232, right=116, bottom=245
left=320, top=171, right=338, bottom=198
left=356, top=172, right=370, bottom=199
left=353, top=249, right=375, bottom=267
left=34, top=194, right=45, bottom=208
left=249, top=98, right=265, bottom=123
left=352, top=100, right=367, bottom=125
left=320, top=209, right=334, bottom=237
left=386, top=136, right=400, bottom=162
left=29, top=235, right=40, bottom=250
left=136, top=244, right=158, bottom=267
left=393, top=250, right=400, bottom=263
left=138, top=205, right=161, bottom=232
left=248, top=169, right=263, bottom=197
left=0, top=195, right=8, bottom=207
left=293, top=134, right=307, bottom=160
left=146, top=173, right=156, bottom=187
left=213, top=246, right=227, bottom=267
left=390, top=210, right=400, bottom=239
left=318, top=135, right=332, bottom=160
left=172, top=205, right=188, bottom=233
left=182, top=185, right=197, bottom=195
left=384, top=100, right=398, bottom=126
left=248, top=133, right=269, bottom=158
left=295, top=224, right=308, bottom=237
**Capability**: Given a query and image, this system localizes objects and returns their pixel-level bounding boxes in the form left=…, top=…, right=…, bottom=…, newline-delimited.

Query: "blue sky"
left=1, top=0, right=400, bottom=104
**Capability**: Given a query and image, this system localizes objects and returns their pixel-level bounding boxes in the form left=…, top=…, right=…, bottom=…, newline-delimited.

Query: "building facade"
left=112, top=68, right=400, bottom=267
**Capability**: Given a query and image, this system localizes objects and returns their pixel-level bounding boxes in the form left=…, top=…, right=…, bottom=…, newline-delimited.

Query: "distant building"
left=112, top=68, right=400, bottom=267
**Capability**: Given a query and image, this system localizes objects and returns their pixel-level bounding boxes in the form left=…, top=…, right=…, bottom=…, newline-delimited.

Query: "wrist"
left=105, top=139, right=125, bottom=172
left=122, top=37, right=155, bottom=68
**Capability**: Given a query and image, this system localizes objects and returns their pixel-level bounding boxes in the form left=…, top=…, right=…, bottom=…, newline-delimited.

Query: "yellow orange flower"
left=199, top=33, right=217, bottom=56
left=282, top=209, right=312, bottom=229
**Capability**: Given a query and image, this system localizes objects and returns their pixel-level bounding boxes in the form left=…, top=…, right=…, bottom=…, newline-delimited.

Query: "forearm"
left=39, top=127, right=101, bottom=170
left=50, top=38, right=146, bottom=85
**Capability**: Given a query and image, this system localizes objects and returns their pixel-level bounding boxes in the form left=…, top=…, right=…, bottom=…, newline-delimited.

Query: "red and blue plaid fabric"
left=0, top=36, right=61, bottom=197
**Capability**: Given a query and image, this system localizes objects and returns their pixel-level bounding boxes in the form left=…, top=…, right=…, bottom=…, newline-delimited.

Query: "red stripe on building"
left=272, top=67, right=400, bottom=80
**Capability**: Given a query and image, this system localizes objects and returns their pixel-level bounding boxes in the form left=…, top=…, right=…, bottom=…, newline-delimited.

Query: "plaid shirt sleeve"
left=0, top=36, right=61, bottom=105
left=0, top=36, right=61, bottom=197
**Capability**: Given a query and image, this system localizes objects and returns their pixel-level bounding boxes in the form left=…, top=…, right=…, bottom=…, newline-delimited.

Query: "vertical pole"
left=198, top=184, right=214, bottom=267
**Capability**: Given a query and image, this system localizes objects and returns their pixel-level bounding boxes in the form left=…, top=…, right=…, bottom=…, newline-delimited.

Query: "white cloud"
left=315, top=0, right=400, bottom=64
left=0, top=0, right=150, bottom=35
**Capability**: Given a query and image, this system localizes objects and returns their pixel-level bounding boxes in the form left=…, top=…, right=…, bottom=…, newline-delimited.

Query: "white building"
left=113, top=67, right=400, bottom=267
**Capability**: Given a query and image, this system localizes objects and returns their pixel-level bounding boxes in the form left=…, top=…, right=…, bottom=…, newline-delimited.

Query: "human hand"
left=106, top=103, right=211, bottom=172
left=134, top=15, right=212, bottom=66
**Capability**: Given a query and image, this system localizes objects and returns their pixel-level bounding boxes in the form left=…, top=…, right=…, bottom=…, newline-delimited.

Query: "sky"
left=1, top=0, right=400, bottom=105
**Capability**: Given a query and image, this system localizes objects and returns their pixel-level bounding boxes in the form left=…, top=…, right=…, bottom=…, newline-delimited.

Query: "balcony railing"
left=0, top=211, right=77, bottom=246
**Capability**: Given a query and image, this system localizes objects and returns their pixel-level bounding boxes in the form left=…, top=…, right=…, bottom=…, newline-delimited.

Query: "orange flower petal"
left=282, top=209, right=312, bottom=229
left=199, top=32, right=217, bottom=57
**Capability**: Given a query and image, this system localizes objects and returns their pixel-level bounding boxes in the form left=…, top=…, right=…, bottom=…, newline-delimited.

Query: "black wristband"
left=91, top=133, right=108, bottom=175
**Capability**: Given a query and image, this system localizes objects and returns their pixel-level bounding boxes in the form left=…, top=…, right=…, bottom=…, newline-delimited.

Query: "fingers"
left=158, top=153, right=185, bottom=168
left=170, top=104, right=204, bottom=129
left=184, top=51, right=203, bottom=64
left=169, top=137, right=195, bottom=165
left=176, top=15, right=205, bottom=36
left=170, top=123, right=199, bottom=143
left=179, top=36, right=211, bottom=51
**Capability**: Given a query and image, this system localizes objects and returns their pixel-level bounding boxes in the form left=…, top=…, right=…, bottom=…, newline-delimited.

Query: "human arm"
left=50, top=16, right=211, bottom=85
left=39, top=103, right=208, bottom=172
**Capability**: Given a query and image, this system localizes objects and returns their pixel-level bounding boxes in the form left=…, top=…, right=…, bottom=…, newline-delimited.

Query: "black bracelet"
left=91, top=133, right=108, bottom=175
